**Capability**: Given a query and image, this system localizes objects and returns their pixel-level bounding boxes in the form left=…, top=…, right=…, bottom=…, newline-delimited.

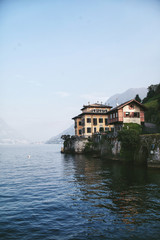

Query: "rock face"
left=47, top=87, right=147, bottom=143
left=138, top=134, right=160, bottom=168
left=62, top=134, right=160, bottom=168
left=62, top=137, right=88, bottom=154
left=62, top=135, right=121, bottom=159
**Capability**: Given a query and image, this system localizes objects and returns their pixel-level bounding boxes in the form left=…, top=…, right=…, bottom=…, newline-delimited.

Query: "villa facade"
left=72, top=103, right=113, bottom=137
left=107, top=99, right=146, bottom=132
left=72, top=100, right=146, bottom=137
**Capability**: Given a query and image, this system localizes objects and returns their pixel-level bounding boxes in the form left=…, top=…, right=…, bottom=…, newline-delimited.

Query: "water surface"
left=0, top=144, right=160, bottom=239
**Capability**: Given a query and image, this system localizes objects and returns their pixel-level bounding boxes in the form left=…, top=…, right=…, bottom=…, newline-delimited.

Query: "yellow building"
left=72, top=103, right=113, bottom=137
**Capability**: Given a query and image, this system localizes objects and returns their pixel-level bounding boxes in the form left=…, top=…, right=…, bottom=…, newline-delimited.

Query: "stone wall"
left=138, top=134, right=160, bottom=168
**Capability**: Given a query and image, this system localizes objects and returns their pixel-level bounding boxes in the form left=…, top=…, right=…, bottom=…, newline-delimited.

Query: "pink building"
left=107, top=99, right=146, bottom=132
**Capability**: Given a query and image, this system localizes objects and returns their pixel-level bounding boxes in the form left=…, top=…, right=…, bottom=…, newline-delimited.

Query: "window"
left=110, top=114, right=112, bottom=119
left=79, top=121, right=81, bottom=126
left=93, top=118, right=97, bottom=125
left=83, top=128, right=85, bottom=133
left=87, top=118, right=91, bottom=123
left=99, top=127, right=104, bottom=132
left=105, top=118, right=108, bottom=125
left=99, top=118, right=103, bottom=123
left=79, top=129, right=82, bottom=135
left=124, top=112, right=130, bottom=117
left=82, top=119, right=85, bottom=126
left=134, top=112, right=140, bottom=118
left=124, top=112, right=140, bottom=118
left=75, top=122, right=77, bottom=128
left=87, top=127, right=91, bottom=133
left=116, top=112, right=118, bottom=118
left=105, top=127, right=109, bottom=132
left=113, top=113, right=115, bottom=118
left=94, top=127, right=96, bottom=133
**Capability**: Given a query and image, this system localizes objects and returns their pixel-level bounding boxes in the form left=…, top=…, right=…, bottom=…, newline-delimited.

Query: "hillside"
left=46, top=125, right=74, bottom=144
left=143, top=84, right=160, bottom=125
left=0, top=118, right=29, bottom=144
left=46, top=87, right=148, bottom=143
left=106, top=88, right=147, bottom=107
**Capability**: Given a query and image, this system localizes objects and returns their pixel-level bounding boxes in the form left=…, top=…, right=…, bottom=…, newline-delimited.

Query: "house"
left=72, top=103, right=113, bottom=137
left=72, top=99, right=146, bottom=137
left=107, top=99, right=146, bottom=132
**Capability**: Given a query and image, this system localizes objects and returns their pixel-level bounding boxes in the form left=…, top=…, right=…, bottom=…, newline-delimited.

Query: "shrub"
left=61, top=135, right=70, bottom=140
left=122, top=123, right=142, bottom=134
left=118, top=124, right=141, bottom=161
left=118, top=129, right=140, bottom=152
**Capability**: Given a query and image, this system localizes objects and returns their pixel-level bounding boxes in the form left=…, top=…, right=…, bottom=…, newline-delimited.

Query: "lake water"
left=0, top=144, right=160, bottom=240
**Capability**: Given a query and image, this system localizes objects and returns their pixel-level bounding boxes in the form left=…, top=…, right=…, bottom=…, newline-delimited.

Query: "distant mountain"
left=46, top=125, right=74, bottom=144
left=46, top=87, right=148, bottom=143
left=0, top=118, right=29, bottom=144
left=106, top=88, right=147, bottom=107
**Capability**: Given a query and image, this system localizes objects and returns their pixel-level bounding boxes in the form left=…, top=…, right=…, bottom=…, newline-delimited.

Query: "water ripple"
left=0, top=145, right=160, bottom=240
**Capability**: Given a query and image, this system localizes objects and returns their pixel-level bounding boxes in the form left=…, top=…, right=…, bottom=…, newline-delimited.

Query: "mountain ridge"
left=46, top=125, right=74, bottom=144
left=46, top=87, right=147, bottom=143
left=0, top=118, right=29, bottom=144
left=105, top=87, right=147, bottom=107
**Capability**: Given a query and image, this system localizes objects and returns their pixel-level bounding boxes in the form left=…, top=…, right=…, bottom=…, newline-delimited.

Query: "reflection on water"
left=0, top=145, right=160, bottom=240
left=63, top=154, right=160, bottom=238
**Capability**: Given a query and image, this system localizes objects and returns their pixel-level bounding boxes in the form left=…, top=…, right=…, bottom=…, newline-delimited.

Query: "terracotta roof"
left=107, top=99, right=146, bottom=113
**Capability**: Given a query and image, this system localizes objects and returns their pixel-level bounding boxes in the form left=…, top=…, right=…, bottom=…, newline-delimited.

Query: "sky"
left=0, top=0, right=160, bottom=141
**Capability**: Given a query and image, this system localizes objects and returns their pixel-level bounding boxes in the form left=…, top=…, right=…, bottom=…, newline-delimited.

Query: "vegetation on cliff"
left=84, top=136, right=100, bottom=154
left=118, top=123, right=142, bottom=161
left=142, top=84, right=160, bottom=126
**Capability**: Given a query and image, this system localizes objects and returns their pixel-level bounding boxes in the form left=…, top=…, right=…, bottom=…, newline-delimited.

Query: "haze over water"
left=1, top=0, right=160, bottom=141
left=0, top=144, right=160, bottom=239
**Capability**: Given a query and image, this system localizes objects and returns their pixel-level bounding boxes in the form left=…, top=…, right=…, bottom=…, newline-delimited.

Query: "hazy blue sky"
left=0, top=0, right=160, bottom=141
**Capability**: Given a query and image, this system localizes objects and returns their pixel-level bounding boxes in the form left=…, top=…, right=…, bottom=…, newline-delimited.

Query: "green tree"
left=135, top=94, right=141, bottom=103
left=118, top=123, right=141, bottom=161
left=61, top=135, right=70, bottom=140
left=158, top=97, right=160, bottom=111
